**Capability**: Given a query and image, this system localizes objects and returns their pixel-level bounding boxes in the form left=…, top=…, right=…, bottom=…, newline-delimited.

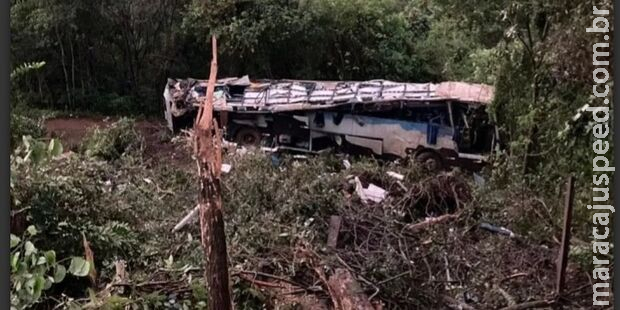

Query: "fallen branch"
left=405, top=213, right=460, bottom=232
left=334, top=255, right=380, bottom=301
left=441, top=295, right=477, bottom=310
left=237, top=273, right=287, bottom=289
left=233, top=270, right=305, bottom=288
left=495, top=284, right=516, bottom=306
left=386, top=171, right=404, bottom=181
left=375, top=271, right=411, bottom=285
left=172, top=205, right=200, bottom=233
left=327, top=268, right=374, bottom=310
left=501, top=273, right=529, bottom=283
left=479, top=223, right=518, bottom=238
left=499, top=300, right=554, bottom=310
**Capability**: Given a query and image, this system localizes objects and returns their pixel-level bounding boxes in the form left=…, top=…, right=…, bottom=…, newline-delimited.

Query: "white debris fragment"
left=172, top=205, right=200, bottom=233
left=343, top=159, right=351, bottom=169
left=354, top=177, right=387, bottom=203
left=293, top=154, right=308, bottom=159
left=143, top=178, right=153, bottom=184
left=261, top=146, right=279, bottom=153
left=222, top=140, right=238, bottom=149
left=221, top=163, right=232, bottom=174
left=386, top=171, right=404, bottom=180
left=236, top=147, right=248, bottom=156
left=365, top=183, right=387, bottom=203
left=354, top=177, right=367, bottom=202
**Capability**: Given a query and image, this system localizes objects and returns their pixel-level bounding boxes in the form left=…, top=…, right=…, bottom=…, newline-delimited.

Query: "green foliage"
left=10, top=61, right=46, bottom=81
left=10, top=113, right=45, bottom=150
left=9, top=0, right=609, bottom=307
left=12, top=155, right=142, bottom=266
left=11, top=134, right=146, bottom=274
left=12, top=136, right=63, bottom=166
left=10, top=226, right=89, bottom=310
left=10, top=61, right=46, bottom=107
left=80, top=118, right=144, bottom=161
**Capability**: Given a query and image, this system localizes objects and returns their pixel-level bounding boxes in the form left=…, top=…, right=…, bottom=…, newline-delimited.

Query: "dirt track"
left=45, top=117, right=190, bottom=165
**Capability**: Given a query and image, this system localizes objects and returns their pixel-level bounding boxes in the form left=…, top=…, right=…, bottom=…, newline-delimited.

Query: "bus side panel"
left=308, top=112, right=457, bottom=158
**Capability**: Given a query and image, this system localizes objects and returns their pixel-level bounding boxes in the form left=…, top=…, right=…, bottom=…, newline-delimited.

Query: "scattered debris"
left=262, top=146, right=279, bottom=153
left=498, top=299, right=555, bottom=310
left=354, top=177, right=367, bottom=202
left=441, top=295, right=477, bottom=310
left=495, top=284, right=516, bottom=306
left=327, top=268, right=375, bottom=310
left=365, top=184, right=387, bottom=203
left=405, top=213, right=460, bottom=232
left=479, top=223, right=517, bottom=238
left=221, top=163, right=232, bottom=174
left=395, top=180, right=408, bottom=191
left=386, top=171, right=404, bottom=181
left=354, top=177, right=387, bottom=204
left=342, top=160, right=351, bottom=169
left=327, top=215, right=342, bottom=249
left=172, top=205, right=200, bottom=233
left=236, top=147, right=248, bottom=156
left=222, top=139, right=237, bottom=149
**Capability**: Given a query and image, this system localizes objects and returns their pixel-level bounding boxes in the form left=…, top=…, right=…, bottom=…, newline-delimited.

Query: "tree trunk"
left=193, top=36, right=233, bottom=310
left=54, top=25, right=72, bottom=110
left=37, top=73, right=43, bottom=104
left=70, top=37, right=76, bottom=100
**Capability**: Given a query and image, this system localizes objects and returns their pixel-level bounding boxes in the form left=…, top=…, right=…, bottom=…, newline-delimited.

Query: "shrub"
left=10, top=113, right=44, bottom=150
left=80, top=118, right=144, bottom=160
left=11, top=137, right=147, bottom=279
left=10, top=226, right=89, bottom=310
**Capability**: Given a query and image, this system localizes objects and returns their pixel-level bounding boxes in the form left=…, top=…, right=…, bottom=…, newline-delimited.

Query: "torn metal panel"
left=436, top=82, right=495, bottom=104
left=163, top=77, right=494, bottom=123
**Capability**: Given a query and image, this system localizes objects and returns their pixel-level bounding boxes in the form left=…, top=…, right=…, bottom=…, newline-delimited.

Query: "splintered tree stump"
left=193, top=36, right=233, bottom=310
left=327, top=269, right=374, bottom=310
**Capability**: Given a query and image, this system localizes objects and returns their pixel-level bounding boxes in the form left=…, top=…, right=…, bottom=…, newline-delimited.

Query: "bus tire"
left=415, top=151, right=444, bottom=172
left=235, top=127, right=262, bottom=146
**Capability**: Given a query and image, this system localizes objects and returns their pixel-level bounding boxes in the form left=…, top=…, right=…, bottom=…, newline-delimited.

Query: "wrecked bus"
left=163, top=76, right=497, bottom=171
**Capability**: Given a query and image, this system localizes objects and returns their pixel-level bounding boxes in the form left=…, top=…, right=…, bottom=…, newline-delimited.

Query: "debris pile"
left=150, top=152, right=593, bottom=309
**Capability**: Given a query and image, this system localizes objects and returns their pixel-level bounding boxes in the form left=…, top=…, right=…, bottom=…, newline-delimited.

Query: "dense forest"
left=10, top=0, right=614, bottom=309
left=11, top=0, right=611, bottom=176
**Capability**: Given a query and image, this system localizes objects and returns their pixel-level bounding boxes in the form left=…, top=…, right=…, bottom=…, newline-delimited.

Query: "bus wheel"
left=415, top=151, right=443, bottom=172
left=235, top=127, right=262, bottom=146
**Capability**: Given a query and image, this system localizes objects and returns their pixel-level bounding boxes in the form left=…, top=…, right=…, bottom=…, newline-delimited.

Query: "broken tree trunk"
left=193, top=36, right=233, bottom=310
left=327, top=268, right=374, bottom=310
